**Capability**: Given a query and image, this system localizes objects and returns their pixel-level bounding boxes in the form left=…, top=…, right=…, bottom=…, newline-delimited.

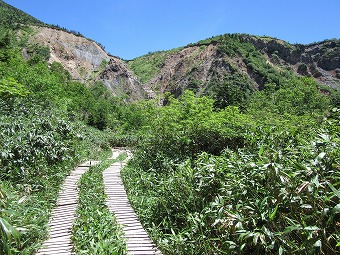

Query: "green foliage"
left=0, top=77, right=29, bottom=98
left=121, top=76, right=335, bottom=255
left=210, top=73, right=255, bottom=109
left=0, top=98, right=115, bottom=253
left=128, top=48, right=181, bottom=83
left=0, top=30, right=13, bottom=49
left=0, top=1, right=44, bottom=29
left=0, top=185, right=21, bottom=255
left=127, top=51, right=167, bottom=83
left=0, top=99, right=80, bottom=184
left=123, top=121, right=339, bottom=254
left=49, top=61, right=71, bottom=80
left=132, top=91, right=254, bottom=172
left=248, top=77, right=330, bottom=116
left=72, top=160, right=126, bottom=254
left=0, top=44, right=127, bottom=131
left=26, top=43, right=50, bottom=62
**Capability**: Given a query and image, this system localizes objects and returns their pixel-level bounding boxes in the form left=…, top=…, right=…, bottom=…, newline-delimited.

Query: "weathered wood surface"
left=103, top=150, right=163, bottom=255
left=37, top=149, right=161, bottom=255
left=36, top=161, right=98, bottom=255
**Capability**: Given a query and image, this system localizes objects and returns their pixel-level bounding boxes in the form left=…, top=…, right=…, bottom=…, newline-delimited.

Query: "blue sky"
left=4, top=0, right=340, bottom=60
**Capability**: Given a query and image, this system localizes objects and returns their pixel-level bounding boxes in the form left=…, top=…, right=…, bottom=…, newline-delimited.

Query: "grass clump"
left=127, top=51, right=167, bottom=84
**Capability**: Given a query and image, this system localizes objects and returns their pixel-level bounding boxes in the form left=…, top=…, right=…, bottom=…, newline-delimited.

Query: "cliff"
left=29, top=26, right=145, bottom=100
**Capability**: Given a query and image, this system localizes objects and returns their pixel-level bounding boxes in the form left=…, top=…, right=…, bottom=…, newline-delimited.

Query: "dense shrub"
left=122, top=79, right=337, bottom=254
left=123, top=123, right=339, bottom=254
left=0, top=99, right=79, bottom=184
left=131, top=91, right=255, bottom=172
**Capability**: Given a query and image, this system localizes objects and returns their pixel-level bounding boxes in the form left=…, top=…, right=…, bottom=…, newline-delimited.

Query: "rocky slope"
left=128, top=34, right=340, bottom=98
left=96, top=57, right=146, bottom=100
left=29, top=26, right=145, bottom=100
left=244, top=36, right=340, bottom=88
left=28, top=27, right=340, bottom=101
left=2, top=0, right=339, bottom=102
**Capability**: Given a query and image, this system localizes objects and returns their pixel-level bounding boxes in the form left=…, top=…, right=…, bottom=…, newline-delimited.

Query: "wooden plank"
left=38, top=244, right=73, bottom=250
left=36, top=161, right=98, bottom=255
left=103, top=151, right=163, bottom=255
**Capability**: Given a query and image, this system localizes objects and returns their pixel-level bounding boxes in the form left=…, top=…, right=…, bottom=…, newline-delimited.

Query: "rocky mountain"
left=0, top=0, right=146, bottom=100
left=29, top=26, right=145, bottom=100
left=128, top=34, right=340, bottom=98
left=29, top=27, right=340, bottom=101
left=1, top=0, right=339, bottom=102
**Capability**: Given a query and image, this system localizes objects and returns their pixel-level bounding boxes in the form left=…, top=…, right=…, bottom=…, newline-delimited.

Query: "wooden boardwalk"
left=103, top=150, right=163, bottom=255
left=36, top=149, right=161, bottom=255
left=36, top=161, right=97, bottom=255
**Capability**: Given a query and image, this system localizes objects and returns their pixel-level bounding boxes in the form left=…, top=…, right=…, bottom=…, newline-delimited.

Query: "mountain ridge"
left=128, top=34, right=339, bottom=100
left=1, top=0, right=339, bottom=102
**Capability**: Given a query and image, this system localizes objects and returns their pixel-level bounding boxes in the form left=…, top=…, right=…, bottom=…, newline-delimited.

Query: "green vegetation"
left=0, top=22, right=131, bottom=254
left=127, top=51, right=167, bottom=83
left=128, top=48, right=181, bottom=83
left=1, top=2, right=339, bottom=254
left=122, top=81, right=339, bottom=254
left=0, top=0, right=44, bottom=28
left=209, top=73, right=255, bottom=110
left=72, top=158, right=126, bottom=254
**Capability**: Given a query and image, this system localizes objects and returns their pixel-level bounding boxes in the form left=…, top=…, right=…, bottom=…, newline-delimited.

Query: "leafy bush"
left=0, top=185, right=21, bottom=255
left=211, top=73, right=255, bottom=110
left=0, top=99, right=80, bottom=185
left=123, top=124, right=340, bottom=254
left=131, top=91, right=254, bottom=172
left=122, top=80, right=336, bottom=254
left=248, top=77, right=330, bottom=117
left=0, top=77, right=29, bottom=98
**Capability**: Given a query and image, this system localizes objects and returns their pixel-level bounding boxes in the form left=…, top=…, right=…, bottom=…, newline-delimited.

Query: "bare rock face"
left=30, top=26, right=146, bottom=100
left=97, top=57, right=146, bottom=100
left=30, top=27, right=110, bottom=81
left=146, top=44, right=219, bottom=96
left=138, top=36, right=340, bottom=97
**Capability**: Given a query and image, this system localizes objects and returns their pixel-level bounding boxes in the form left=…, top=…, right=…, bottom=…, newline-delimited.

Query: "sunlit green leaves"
left=123, top=114, right=339, bottom=254
left=0, top=186, right=21, bottom=255
left=0, top=77, right=29, bottom=98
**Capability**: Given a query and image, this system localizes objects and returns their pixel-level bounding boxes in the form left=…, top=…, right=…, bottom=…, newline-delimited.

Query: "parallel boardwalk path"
left=36, top=149, right=162, bottom=254
left=104, top=149, right=163, bottom=255
left=36, top=161, right=97, bottom=255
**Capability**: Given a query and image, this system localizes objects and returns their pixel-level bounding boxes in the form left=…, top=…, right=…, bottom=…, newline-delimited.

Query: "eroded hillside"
left=29, top=26, right=145, bottom=100
left=28, top=25, right=340, bottom=102
left=128, top=34, right=340, bottom=98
